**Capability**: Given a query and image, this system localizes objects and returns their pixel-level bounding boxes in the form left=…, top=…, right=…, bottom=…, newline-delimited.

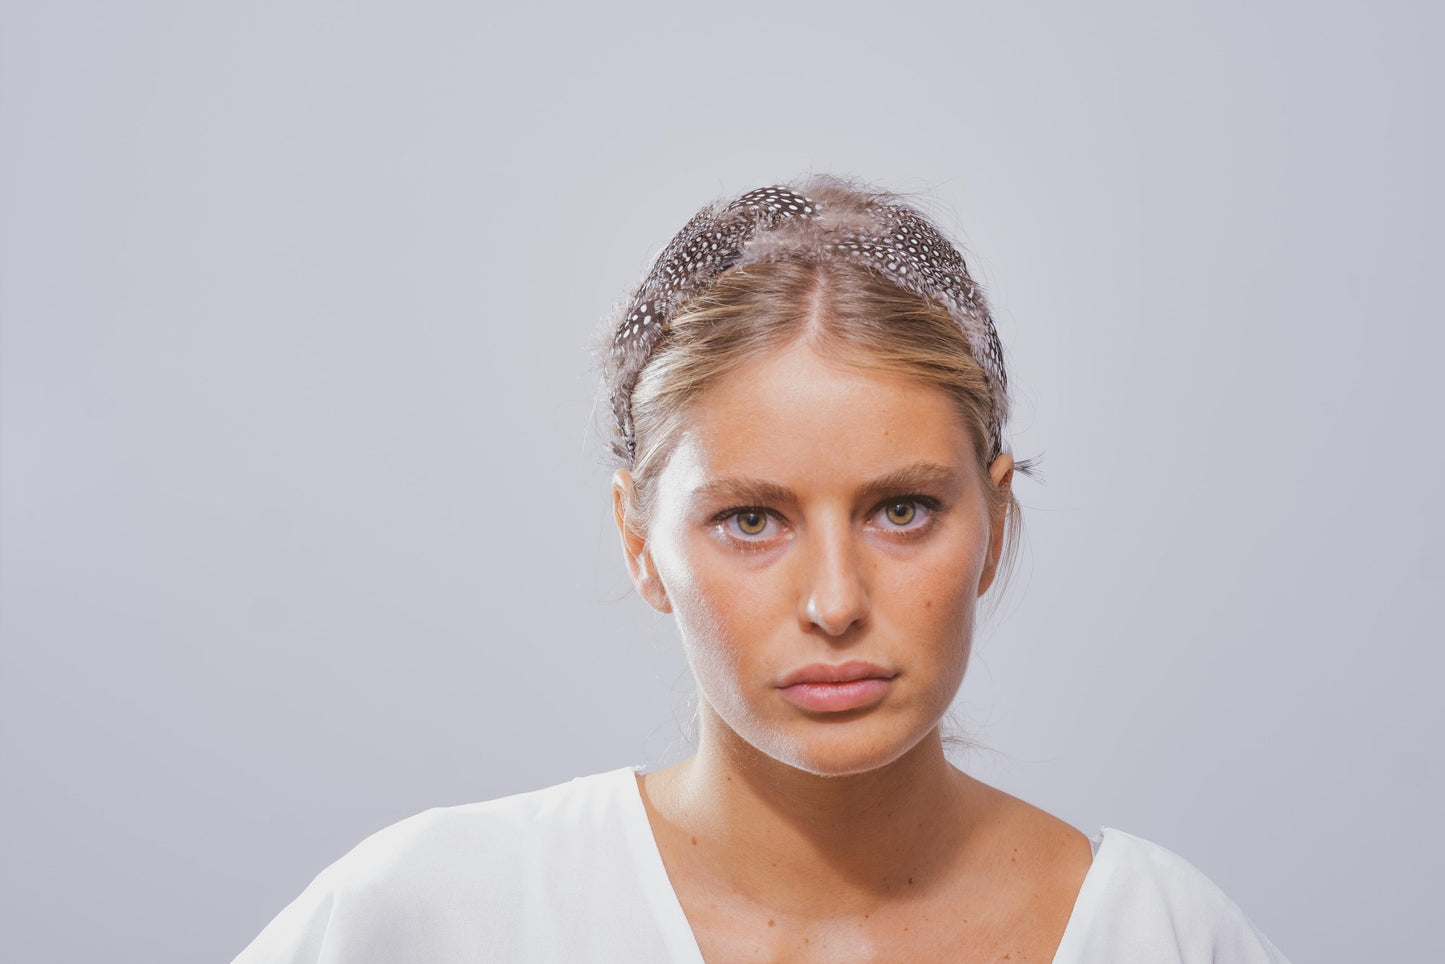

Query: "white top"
left=234, top=768, right=1289, bottom=963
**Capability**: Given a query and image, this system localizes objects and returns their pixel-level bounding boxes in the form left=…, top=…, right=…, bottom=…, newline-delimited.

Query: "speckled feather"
left=609, top=180, right=1010, bottom=462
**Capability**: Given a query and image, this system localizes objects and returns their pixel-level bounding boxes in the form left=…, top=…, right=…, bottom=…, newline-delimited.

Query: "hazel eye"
left=872, top=496, right=941, bottom=534
left=883, top=501, right=917, bottom=526
left=735, top=510, right=768, bottom=536
left=711, top=506, right=784, bottom=547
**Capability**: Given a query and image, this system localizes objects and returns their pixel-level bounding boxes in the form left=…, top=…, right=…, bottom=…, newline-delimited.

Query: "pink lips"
left=777, top=660, right=896, bottom=713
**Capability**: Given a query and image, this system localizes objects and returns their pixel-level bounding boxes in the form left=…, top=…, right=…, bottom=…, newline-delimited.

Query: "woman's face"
left=615, top=340, right=1012, bottom=777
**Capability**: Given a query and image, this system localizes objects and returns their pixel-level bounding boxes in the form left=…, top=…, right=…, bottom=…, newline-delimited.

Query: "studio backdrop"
left=1, top=2, right=1440, bottom=961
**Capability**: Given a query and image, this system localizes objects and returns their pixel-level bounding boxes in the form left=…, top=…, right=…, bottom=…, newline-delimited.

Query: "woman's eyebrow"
left=690, top=463, right=962, bottom=507
left=690, top=477, right=797, bottom=507
left=854, top=463, right=963, bottom=501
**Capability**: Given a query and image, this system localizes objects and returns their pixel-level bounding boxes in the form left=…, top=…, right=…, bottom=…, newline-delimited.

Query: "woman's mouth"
left=776, top=661, right=896, bottom=713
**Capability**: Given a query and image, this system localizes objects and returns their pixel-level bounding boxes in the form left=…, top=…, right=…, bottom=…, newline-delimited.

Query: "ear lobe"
left=637, top=555, right=673, bottom=614
left=611, top=469, right=673, bottom=614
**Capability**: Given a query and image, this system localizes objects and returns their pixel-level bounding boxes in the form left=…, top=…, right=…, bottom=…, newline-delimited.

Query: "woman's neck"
left=643, top=714, right=984, bottom=919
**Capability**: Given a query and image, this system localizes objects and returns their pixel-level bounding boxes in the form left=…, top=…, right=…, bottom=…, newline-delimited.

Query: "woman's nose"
left=800, top=526, right=870, bottom=638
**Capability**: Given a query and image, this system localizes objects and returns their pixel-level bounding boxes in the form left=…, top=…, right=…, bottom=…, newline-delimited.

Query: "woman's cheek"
left=888, top=552, right=978, bottom=665
left=684, top=571, right=756, bottom=663
left=666, top=544, right=784, bottom=704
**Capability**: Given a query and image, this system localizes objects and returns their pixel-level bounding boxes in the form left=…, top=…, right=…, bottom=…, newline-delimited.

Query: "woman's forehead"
left=662, top=346, right=978, bottom=500
left=693, top=344, right=968, bottom=438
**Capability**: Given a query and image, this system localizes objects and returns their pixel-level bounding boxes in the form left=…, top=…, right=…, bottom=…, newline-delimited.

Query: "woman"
left=234, top=177, right=1288, bottom=962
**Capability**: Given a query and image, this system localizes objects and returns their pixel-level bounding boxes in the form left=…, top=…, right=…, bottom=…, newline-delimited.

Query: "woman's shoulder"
left=341, top=766, right=641, bottom=867
left=1055, top=828, right=1291, bottom=963
left=294, top=767, right=639, bottom=892
left=1082, top=828, right=1272, bottom=924
left=233, top=767, right=659, bottom=964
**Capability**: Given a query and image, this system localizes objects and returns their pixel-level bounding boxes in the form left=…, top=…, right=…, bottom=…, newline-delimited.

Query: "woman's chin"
left=701, top=695, right=947, bottom=779
left=756, top=722, right=937, bottom=779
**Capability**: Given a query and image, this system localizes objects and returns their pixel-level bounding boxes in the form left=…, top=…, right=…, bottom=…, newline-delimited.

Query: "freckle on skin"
left=768, top=919, right=775, bottom=927
left=691, top=836, right=698, bottom=846
left=908, top=876, right=914, bottom=885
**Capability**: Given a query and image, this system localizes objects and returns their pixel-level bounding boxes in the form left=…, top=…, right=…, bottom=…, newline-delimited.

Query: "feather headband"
left=608, top=180, right=1010, bottom=462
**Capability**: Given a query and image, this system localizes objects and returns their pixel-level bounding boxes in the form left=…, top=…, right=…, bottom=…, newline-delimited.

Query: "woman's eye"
left=719, top=508, right=775, bottom=540
left=874, top=498, right=935, bottom=531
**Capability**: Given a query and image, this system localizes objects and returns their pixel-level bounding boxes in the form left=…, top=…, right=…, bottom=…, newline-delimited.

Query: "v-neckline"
left=619, top=768, right=707, bottom=963
left=615, top=766, right=1108, bottom=964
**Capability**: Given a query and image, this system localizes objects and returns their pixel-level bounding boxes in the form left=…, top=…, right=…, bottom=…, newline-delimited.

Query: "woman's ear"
left=976, top=453, right=1015, bottom=598
left=611, top=469, right=672, bottom=613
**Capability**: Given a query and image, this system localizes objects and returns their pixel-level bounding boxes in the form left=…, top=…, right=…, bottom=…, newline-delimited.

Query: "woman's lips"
left=777, top=661, right=896, bottom=713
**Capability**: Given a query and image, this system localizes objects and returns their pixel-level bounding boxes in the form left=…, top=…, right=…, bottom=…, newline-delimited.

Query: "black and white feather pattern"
left=608, top=178, right=1010, bottom=463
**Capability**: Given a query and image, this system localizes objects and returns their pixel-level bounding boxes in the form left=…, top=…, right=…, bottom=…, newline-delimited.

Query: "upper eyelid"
left=711, top=505, right=784, bottom=525
left=712, top=494, right=941, bottom=532
left=868, top=493, right=942, bottom=516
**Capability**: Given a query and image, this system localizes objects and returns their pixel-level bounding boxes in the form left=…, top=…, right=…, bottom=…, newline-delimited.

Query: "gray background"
left=2, top=1, right=1440, bottom=961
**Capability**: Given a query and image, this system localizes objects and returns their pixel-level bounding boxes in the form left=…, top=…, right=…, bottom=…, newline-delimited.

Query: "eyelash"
left=711, top=495, right=945, bottom=548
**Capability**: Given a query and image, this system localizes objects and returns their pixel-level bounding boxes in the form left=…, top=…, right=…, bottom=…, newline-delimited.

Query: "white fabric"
left=234, top=767, right=1289, bottom=963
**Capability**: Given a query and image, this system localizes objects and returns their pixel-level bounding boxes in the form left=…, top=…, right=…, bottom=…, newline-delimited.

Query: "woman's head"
left=598, top=176, right=1026, bottom=774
